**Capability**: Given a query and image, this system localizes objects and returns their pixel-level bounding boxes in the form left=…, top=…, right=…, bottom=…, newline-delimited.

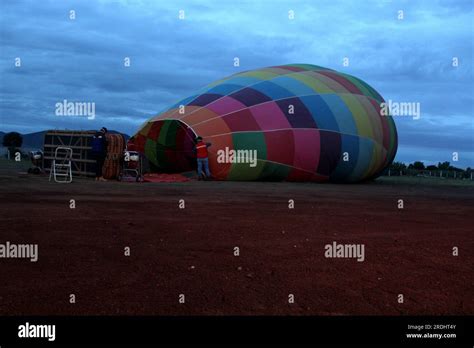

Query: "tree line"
left=388, top=161, right=472, bottom=178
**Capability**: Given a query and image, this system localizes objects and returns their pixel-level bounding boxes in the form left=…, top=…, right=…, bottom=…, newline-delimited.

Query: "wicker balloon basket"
left=102, top=134, right=126, bottom=179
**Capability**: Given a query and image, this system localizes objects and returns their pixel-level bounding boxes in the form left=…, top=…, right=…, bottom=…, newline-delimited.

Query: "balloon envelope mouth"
left=148, top=119, right=197, bottom=173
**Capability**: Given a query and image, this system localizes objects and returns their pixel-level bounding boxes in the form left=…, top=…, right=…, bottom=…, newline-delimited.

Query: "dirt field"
left=0, top=160, right=473, bottom=316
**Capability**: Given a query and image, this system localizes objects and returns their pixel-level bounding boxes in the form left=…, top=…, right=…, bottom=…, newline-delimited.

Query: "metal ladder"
left=49, top=146, right=73, bottom=183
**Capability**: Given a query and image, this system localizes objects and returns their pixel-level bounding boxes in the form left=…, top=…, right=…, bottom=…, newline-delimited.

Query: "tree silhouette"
left=412, top=161, right=425, bottom=170
left=2, top=132, right=23, bottom=148
left=2, top=132, right=23, bottom=158
left=437, top=161, right=450, bottom=170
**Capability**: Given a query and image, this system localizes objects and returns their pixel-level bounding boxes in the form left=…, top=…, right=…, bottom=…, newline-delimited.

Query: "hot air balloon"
left=130, top=64, right=397, bottom=182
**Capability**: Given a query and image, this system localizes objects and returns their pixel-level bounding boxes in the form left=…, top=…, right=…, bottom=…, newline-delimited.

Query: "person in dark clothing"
left=91, top=127, right=108, bottom=181
left=193, top=136, right=212, bottom=180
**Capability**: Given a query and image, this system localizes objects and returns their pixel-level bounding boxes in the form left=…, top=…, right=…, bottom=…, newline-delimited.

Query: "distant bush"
left=2, top=132, right=23, bottom=160
left=2, top=132, right=23, bottom=148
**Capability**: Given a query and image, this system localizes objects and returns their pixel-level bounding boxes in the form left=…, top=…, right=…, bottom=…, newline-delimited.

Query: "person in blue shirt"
left=91, top=127, right=108, bottom=181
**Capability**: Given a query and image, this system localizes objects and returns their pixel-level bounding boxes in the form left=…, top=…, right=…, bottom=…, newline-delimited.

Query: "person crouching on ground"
left=194, top=136, right=212, bottom=180
left=91, top=127, right=108, bottom=181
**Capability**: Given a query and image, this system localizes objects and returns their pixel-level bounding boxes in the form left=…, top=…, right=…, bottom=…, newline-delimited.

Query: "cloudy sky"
left=0, top=0, right=472, bottom=167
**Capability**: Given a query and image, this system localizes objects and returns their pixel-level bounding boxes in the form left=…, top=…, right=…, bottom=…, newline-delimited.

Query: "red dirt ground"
left=0, top=164, right=473, bottom=316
